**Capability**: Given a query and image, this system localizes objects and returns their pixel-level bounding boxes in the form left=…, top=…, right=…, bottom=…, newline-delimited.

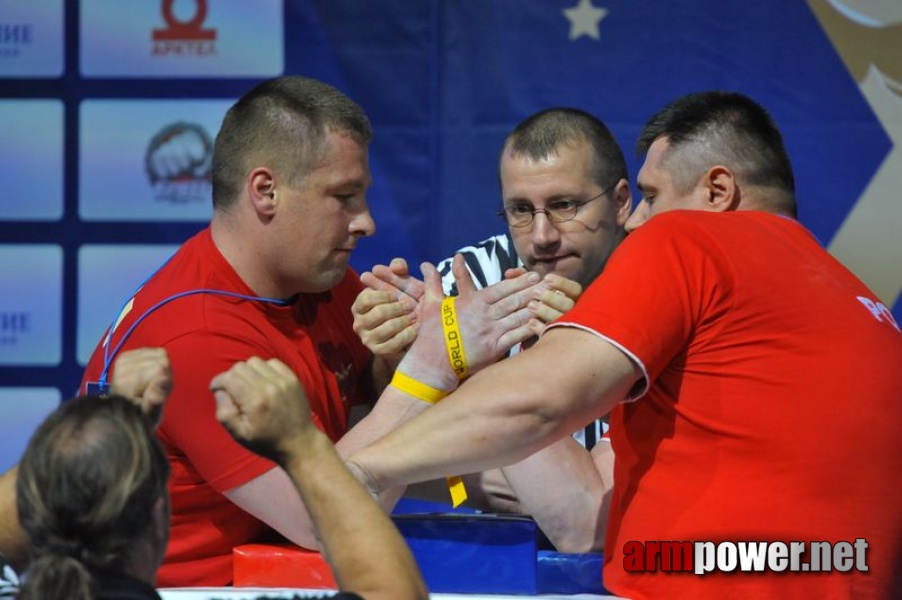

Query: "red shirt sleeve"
left=551, top=213, right=735, bottom=398
left=156, top=330, right=278, bottom=492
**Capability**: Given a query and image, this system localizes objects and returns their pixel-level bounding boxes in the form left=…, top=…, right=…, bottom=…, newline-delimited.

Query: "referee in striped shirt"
left=353, top=108, right=632, bottom=552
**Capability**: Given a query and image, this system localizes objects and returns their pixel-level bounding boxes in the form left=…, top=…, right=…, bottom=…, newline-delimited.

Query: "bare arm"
left=0, top=466, right=26, bottom=570
left=339, top=258, right=544, bottom=510
left=348, top=324, right=640, bottom=496
left=346, top=257, right=546, bottom=441
left=499, top=273, right=615, bottom=552
left=224, top=384, right=431, bottom=523
left=109, top=347, right=324, bottom=550
left=188, top=259, right=531, bottom=553
left=0, top=348, right=177, bottom=571
left=212, top=358, right=428, bottom=600
left=501, top=436, right=614, bottom=553
left=354, top=263, right=599, bottom=517
left=109, top=347, right=172, bottom=427
left=219, top=379, right=425, bottom=551
left=114, top=351, right=328, bottom=552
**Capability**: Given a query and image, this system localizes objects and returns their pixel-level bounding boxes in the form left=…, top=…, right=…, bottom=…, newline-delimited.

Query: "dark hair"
left=503, top=107, right=629, bottom=189
left=637, top=91, right=796, bottom=216
left=211, top=76, right=372, bottom=210
left=16, top=395, right=170, bottom=600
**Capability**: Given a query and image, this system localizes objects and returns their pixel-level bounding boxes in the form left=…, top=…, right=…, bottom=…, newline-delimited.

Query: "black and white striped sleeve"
left=0, top=554, right=19, bottom=599
left=437, top=232, right=523, bottom=296
left=435, top=232, right=607, bottom=451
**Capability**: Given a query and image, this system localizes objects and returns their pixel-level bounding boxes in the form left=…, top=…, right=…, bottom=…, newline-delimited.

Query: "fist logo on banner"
left=145, top=121, right=214, bottom=205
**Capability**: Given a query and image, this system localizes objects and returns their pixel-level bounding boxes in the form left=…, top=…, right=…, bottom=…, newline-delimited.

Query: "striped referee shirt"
left=436, top=232, right=608, bottom=450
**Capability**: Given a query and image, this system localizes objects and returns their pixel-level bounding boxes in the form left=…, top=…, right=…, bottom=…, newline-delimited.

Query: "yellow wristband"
left=439, top=297, right=470, bottom=506
left=446, top=475, right=468, bottom=508
left=390, top=370, right=448, bottom=405
left=441, top=296, right=468, bottom=379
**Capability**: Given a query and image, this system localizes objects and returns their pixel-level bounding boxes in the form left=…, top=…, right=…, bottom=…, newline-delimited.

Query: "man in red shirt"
left=347, top=91, right=902, bottom=599
left=75, top=76, right=379, bottom=586
left=74, top=76, right=541, bottom=586
left=0, top=71, right=541, bottom=587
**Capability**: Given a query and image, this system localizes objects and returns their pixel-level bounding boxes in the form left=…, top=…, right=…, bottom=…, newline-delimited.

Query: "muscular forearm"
left=368, top=354, right=402, bottom=397
left=349, top=329, right=638, bottom=496
left=337, top=385, right=432, bottom=511
left=0, top=466, right=28, bottom=570
left=351, top=354, right=581, bottom=492
left=284, top=430, right=427, bottom=600
left=224, top=386, right=433, bottom=552
left=502, top=437, right=609, bottom=553
left=224, top=467, right=321, bottom=550
left=225, top=391, right=433, bottom=552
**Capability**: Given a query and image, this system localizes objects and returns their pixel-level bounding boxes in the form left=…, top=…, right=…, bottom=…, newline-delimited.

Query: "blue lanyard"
left=92, top=256, right=291, bottom=394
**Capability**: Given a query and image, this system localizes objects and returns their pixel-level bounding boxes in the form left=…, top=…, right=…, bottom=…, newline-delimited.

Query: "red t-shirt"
left=81, top=228, right=372, bottom=586
left=552, top=211, right=902, bottom=599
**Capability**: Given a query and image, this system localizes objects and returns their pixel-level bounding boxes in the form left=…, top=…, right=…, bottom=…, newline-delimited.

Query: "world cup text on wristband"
left=441, top=296, right=468, bottom=379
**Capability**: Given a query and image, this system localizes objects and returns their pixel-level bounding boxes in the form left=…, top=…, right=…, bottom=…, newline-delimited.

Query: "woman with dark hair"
left=16, top=393, right=170, bottom=600
left=9, top=348, right=426, bottom=600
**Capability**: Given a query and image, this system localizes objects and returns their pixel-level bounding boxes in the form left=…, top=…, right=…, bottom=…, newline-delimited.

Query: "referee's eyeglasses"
left=498, top=183, right=616, bottom=228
